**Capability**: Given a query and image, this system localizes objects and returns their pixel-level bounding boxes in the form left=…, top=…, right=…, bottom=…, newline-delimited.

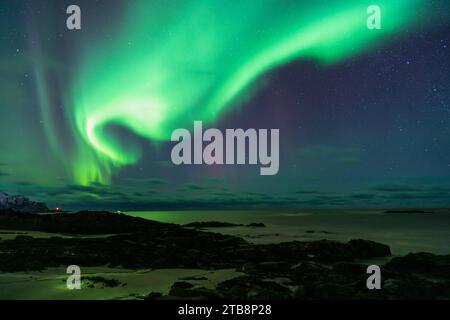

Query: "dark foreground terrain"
left=0, top=210, right=449, bottom=300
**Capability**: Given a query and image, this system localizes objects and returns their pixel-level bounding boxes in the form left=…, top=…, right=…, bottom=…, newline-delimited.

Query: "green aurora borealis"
left=70, top=0, right=422, bottom=185
left=1, top=0, right=449, bottom=209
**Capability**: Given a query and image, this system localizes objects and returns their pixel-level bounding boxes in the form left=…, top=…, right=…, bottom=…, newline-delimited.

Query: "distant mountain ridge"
left=0, top=192, right=49, bottom=212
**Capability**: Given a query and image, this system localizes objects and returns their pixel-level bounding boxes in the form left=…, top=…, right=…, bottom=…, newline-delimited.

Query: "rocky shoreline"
left=0, top=210, right=449, bottom=299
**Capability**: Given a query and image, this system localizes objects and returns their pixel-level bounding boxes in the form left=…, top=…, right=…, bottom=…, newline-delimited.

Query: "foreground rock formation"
left=0, top=210, right=448, bottom=299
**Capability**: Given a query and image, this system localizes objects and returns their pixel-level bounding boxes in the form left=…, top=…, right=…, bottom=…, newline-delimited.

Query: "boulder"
left=332, top=262, right=367, bottom=276
left=348, top=239, right=391, bottom=257
left=216, top=276, right=292, bottom=300
left=386, top=252, right=450, bottom=278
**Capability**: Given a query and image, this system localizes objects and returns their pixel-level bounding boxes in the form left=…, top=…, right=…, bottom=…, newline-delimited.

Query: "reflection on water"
left=127, top=209, right=450, bottom=255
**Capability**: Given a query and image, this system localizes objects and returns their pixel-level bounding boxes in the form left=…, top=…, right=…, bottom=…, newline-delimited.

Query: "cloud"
left=245, top=192, right=268, bottom=198
left=12, top=181, right=35, bottom=186
left=0, top=162, right=10, bottom=176
left=371, top=183, right=450, bottom=196
left=145, top=178, right=168, bottom=185
left=298, top=145, right=365, bottom=166
left=47, top=190, right=75, bottom=197
left=120, top=177, right=168, bottom=186
left=293, top=189, right=326, bottom=195
left=371, top=183, right=424, bottom=193
left=182, top=183, right=206, bottom=191
left=5, top=175, right=449, bottom=211
left=350, top=192, right=377, bottom=200
left=359, top=183, right=450, bottom=205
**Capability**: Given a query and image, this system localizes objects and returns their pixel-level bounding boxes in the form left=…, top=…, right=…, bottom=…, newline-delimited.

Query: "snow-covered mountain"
left=0, top=192, right=49, bottom=212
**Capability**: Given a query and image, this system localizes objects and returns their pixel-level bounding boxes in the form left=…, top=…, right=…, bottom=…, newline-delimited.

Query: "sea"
left=126, top=208, right=450, bottom=256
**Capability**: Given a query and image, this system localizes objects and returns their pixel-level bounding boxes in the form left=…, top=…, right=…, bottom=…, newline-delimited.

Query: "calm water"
left=126, top=209, right=450, bottom=255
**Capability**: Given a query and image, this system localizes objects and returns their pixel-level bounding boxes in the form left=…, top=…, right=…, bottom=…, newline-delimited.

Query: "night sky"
left=0, top=0, right=449, bottom=210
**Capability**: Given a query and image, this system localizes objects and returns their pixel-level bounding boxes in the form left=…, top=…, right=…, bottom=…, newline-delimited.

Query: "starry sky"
left=0, top=0, right=449, bottom=210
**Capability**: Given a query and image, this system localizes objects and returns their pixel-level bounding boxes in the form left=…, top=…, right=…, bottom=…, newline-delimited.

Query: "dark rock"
left=241, top=262, right=258, bottom=273
left=386, top=252, right=450, bottom=278
left=304, top=240, right=355, bottom=261
left=2, top=210, right=447, bottom=300
left=170, top=286, right=224, bottom=300
left=169, top=282, right=196, bottom=297
left=289, top=261, right=330, bottom=282
left=217, top=276, right=292, bottom=300
left=172, top=281, right=194, bottom=289
left=291, top=261, right=329, bottom=274
left=0, top=210, right=176, bottom=235
left=169, top=282, right=223, bottom=299
left=332, top=262, right=367, bottom=276
left=302, top=282, right=365, bottom=300
left=247, top=223, right=266, bottom=228
left=384, top=210, right=432, bottom=214
left=146, top=292, right=163, bottom=300
left=82, top=276, right=122, bottom=288
left=348, top=239, right=391, bottom=258
left=382, top=277, right=444, bottom=299
left=258, top=261, right=291, bottom=272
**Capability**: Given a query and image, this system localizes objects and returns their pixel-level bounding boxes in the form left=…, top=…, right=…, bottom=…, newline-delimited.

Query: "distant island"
left=384, top=209, right=433, bottom=214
